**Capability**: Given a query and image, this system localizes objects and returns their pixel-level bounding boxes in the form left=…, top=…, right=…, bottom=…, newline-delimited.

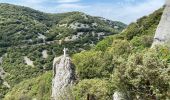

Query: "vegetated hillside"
left=0, top=3, right=126, bottom=99
left=0, top=3, right=126, bottom=48
left=72, top=7, right=169, bottom=99
left=5, top=8, right=170, bottom=100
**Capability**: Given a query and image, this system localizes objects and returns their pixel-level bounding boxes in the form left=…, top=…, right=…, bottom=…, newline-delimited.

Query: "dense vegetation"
left=0, top=3, right=126, bottom=47
left=4, top=72, right=52, bottom=100
left=0, top=3, right=126, bottom=99
left=71, top=8, right=170, bottom=99
left=1, top=3, right=170, bottom=100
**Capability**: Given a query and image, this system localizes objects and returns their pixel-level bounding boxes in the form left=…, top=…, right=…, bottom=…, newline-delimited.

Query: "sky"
left=0, top=0, right=165, bottom=24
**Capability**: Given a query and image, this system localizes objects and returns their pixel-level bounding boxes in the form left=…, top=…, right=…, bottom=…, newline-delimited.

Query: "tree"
left=112, top=48, right=170, bottom=99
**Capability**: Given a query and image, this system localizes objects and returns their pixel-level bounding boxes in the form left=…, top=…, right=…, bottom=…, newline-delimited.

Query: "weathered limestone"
left=0, top=57, right=5, bottom=79
left=42, top=50, right=48, bottom=59
left=152, top=0, right=170, bottom=47
left=51, top=48, right=75, bottom=100
left=113, top=91, right=127, bottom=100
left=24, top=56, right=34, bottom=67
left=0, top=56, right=10, bottom=89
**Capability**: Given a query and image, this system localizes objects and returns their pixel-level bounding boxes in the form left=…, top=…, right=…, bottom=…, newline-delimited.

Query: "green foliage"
left=113, top=48, right=170, bottom=99
left=0, top=3, right=167, bottom=100
left=0, top=3, right=126, bottom=98
left=123, top=23, right=140, bottom=40
left=73, top=79, right=114, bottom=100
left=4, top=72, right=52, bottom=100
left=72, top=7, right=169, bottom=100
left=121, top=8, right=163, bottom=40
left=95, top=36, right=114, bottom=51
left=73, top=51, right=112, bottom=79
left=110, top=39, right=131, bottom=57
left=0, top=3, right=126, bottom=48
left=130, top=35, right=153, bottom=51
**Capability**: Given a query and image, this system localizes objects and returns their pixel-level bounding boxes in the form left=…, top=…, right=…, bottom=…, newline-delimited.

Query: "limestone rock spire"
left=152, top=0, right=170, bottom=48
left=52, top=48, right=75, bottom=100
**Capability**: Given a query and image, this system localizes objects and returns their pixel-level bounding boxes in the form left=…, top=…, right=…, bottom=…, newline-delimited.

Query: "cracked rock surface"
left=51, top=55, right=75, bottom=100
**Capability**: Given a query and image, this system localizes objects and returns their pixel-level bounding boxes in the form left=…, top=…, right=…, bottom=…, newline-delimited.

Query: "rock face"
left=0, top=57, right=5, bottom=79
left=113, top=91, right=127, bottom=100
left=152, top=0, right=170, bottom=47
left=24, top=56, right=34, bottom=67
left=51, top=49, right=75, bottom=100
left=42, top=50, right=48, bottom=59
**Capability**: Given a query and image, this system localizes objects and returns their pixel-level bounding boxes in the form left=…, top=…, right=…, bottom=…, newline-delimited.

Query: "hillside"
left=4, top=7, right=170, bottom=100
left=0, top=3, right=126, bottom=99
left=0, top=3, right=126, bottom=48
left=71, top=7, right=170, bottom=99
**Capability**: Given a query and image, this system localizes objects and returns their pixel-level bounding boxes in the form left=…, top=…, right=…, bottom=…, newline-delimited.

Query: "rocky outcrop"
left=24, top=56, right=34, bottom=67
left=0, top=57, right=5, bottom=79
left=152, top=0, right=170, bottom=47
left=42, top=50, right=48, bottom=59
left=0, top=56, right=10, bottom=89
left=113, top=91, right=128, bottom=100
left=51, top=48, right=75, bottom=100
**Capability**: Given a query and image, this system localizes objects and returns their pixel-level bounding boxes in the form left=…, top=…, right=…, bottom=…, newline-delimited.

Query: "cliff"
left=152, top=0, right=170, bottom=47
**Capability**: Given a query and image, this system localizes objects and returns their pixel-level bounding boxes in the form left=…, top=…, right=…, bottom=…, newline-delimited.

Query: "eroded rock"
left=113, top=91, right=127, bottom=100
left=24, top=56, right=34, bottom=67
left=42, top=50, right=48, bottom=59
left=51, top=48, right=75, bottom=100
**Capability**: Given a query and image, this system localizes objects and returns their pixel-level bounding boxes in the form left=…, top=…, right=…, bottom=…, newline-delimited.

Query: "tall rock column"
left=152, top=0, right=170, bottom=47
left=52, top=48, right=75, bottom=100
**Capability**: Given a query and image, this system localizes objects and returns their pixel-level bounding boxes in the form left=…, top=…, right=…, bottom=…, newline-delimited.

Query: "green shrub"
left=113, top=48, right=170, bottom=99
left=4, top=72, right=52, bottom=100
left=73, top=79, right=114, bottom=100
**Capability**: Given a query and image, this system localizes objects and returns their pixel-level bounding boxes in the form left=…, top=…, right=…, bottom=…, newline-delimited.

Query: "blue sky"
left=0, top=0, right=165, bottom=24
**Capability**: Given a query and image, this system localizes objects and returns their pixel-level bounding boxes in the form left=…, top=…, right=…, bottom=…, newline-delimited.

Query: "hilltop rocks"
left=152, top=0, right=170, bottom=47
left=0, top=57, right=5, bottom=79
left=24, top=56, right=34, bottom=67
left=51, top=48, right=75, bottom=100
left=0, top=56, right=10, bottom=89
left=42, top=50, right=48, bottom=59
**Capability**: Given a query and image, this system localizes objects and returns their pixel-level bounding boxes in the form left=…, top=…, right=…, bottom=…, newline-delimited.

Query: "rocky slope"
left=152, top=0, right=170, bottom=47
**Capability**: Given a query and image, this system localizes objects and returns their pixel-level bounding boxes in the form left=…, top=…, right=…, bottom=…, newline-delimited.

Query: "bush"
left=4, top=72, right=52, bottom=100
left=113, top=48, right=170, bottom=99
left=73, top=51, right=104, bottom=79
left=73, top=79, right=114, bottom=100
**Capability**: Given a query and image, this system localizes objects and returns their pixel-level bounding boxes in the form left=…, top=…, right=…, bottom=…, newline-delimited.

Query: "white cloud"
left=57, top=4, right=87, bottom=8
left=25, top=0, right=45, bottom=4
left=53, top=0, right=165, bottom=24
left=57, top=0, right=80, bottom=3
left=80, top=0, right=165, bottom=24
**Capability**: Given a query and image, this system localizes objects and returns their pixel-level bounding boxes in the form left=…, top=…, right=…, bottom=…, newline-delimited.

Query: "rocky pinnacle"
left=51, top=49, right=75, bottom=100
